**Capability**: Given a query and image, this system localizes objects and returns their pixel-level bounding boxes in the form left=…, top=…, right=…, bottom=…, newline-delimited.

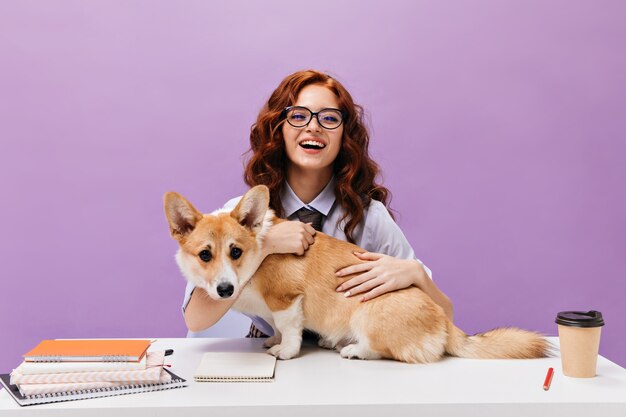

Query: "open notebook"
left=194, top=352, right=277, bottom=382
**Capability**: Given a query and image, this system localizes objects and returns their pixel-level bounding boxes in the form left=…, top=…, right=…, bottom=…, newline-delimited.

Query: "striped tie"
left=295, top=207, right=323, bottom=231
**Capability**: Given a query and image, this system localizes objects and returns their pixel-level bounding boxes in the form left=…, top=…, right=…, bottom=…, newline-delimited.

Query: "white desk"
left=1, top=337, right=625, bottom=416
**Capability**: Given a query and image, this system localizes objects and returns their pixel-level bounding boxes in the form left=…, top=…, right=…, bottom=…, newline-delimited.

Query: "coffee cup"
left=556, top=310, right=604, bottom=378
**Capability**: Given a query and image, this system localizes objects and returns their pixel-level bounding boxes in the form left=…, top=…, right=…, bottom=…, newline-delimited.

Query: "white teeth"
left=300, top=140, right=326, bottom=148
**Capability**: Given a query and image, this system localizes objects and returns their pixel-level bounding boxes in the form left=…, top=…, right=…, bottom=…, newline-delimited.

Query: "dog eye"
left=198, top=250, right=212, bottom=262
left=230, top=247, right=242, bottom=260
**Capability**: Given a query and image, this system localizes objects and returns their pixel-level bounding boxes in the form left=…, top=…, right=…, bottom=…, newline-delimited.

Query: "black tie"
left=295, top=207, right=323, bottom=231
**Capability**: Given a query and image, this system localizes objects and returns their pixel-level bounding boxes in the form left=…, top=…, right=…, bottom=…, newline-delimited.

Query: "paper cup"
left=556, top=311, right=604, bottom=378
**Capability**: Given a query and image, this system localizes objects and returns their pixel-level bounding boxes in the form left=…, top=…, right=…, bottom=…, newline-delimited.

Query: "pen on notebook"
left=543, top=367, right=554, bottom=391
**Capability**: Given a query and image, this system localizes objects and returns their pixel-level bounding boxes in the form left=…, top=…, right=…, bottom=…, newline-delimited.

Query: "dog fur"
left=164, top=185, right=549, bottom=363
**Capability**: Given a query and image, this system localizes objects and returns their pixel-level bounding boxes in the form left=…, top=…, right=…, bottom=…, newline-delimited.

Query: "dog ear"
left=163, top=192, right=203, bottom=240
left=231, top=185, right=270, bottom=233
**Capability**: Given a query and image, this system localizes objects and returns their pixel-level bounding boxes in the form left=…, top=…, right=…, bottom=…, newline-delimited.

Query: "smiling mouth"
left=299, top=140, right=326, bottom=150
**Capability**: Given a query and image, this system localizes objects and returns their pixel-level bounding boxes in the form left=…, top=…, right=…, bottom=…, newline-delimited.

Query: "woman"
left=182, top=70, right=453, bottom=337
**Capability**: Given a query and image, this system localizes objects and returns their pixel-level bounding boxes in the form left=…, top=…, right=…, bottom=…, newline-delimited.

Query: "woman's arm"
left=261, top=220, right=317, bottom=258
left=411, top=260, right=454, bottom=321
left=335, top=252, right=454, bottom=322
left=332, top=201, right=454, bottom=321
left=183, top=288, right=237, bottom=332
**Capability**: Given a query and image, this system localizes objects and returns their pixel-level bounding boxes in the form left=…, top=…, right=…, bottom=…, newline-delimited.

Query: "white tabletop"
left=1, top=337, right=625, bottom=416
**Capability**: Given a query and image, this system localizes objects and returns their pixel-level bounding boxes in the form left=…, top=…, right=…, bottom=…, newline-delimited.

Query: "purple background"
left=1, top=1, right=625, bottom=372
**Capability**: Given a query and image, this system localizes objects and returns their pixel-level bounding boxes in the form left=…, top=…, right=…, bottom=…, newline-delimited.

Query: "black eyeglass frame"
left=281, top=106, right=347, bottom=130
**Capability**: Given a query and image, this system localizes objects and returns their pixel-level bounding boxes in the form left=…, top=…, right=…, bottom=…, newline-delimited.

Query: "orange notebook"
left=23, top=339, right=151, bottom=362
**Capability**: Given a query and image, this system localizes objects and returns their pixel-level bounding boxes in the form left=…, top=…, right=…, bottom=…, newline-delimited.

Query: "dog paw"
left=263, top=335, right=281, bottom=348
left=267, top=343, right=300, bottom=360
left=340, top=344, right=377, bottom=360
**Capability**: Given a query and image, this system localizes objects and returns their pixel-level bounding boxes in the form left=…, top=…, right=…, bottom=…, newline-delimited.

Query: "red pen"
left=543, top=367, right=554, bottom=391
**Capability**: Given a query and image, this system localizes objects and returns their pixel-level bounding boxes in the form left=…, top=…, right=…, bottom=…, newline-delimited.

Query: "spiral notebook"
left=194, top=352, right=276, bottom=382
left=0, top=369, right=186, bottom=406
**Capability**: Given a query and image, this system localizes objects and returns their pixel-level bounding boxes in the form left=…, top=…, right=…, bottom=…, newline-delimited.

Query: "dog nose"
left=216, top=283, right=234, bottom=298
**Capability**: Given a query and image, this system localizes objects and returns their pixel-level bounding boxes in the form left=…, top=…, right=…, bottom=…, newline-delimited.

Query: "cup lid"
left=556, top=310, right=604, bottom=328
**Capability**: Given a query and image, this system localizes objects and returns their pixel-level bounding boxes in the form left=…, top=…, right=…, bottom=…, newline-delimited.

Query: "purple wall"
left=1, top=1, right=625, bottom=372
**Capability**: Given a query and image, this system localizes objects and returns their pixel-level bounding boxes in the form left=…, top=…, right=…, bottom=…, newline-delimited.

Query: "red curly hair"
left=244, top=70, right=392, bottom=243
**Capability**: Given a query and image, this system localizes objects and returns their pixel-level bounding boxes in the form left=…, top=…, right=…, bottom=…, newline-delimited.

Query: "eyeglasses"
left=282, top=106, right=345, bottom=130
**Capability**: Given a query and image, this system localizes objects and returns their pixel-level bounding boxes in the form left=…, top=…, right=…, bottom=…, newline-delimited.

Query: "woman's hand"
left=262, top=221, right=316, bottom=257
left=335, top=252, right=422, bottom=301
left=335, top=251, right=454, bottom=320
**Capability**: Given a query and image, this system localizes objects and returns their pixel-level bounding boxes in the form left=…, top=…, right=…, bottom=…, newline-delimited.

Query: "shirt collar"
left=280, top=177, right=337, bottom=218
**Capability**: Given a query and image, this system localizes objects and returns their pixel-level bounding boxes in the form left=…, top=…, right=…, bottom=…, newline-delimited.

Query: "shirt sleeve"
left=181, top=281, right=195, bottom=314
left=219, top=196, right=243, bottom=212
left=361, top=201, right=433, bottom=279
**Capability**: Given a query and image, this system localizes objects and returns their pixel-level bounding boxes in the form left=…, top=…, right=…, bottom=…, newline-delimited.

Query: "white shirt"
left=182, top=178, right=432, bottom=337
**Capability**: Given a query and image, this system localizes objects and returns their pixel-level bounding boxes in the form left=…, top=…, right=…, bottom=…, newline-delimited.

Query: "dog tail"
left=445, top=321, right=551, bottom=359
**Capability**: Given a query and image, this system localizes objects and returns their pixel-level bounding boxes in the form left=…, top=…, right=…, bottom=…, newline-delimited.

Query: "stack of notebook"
left=0, top=339, right=186, bottom=406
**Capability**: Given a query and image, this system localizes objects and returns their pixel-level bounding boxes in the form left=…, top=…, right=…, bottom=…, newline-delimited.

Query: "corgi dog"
left=164, top=185, right=549, bottom=363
